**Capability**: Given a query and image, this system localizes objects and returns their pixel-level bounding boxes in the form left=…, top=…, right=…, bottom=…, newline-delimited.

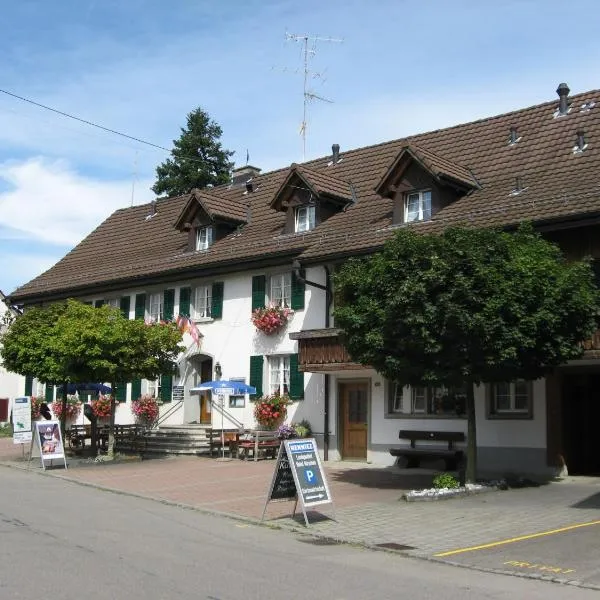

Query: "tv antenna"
left=285, top=32, right=343, bottom=160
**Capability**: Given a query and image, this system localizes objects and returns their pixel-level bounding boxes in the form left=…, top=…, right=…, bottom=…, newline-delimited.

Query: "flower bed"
left=251, top=305, right=291, bottom=335
left=253, top=394, right=291, bottom=429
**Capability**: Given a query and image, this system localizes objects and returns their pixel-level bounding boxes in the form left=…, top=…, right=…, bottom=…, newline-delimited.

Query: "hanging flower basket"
left=51, top=395, right=82, bottom=421
left=90, top=394, right=118, bottom=419
left=251, top=305, right=291, bottom=335
left=131, top=394, right=161, bottom=426
left=253, top=393, right=291, bottom=429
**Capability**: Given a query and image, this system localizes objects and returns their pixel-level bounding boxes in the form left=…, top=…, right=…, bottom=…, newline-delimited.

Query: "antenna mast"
left=285, top=32, right=342, bottom=161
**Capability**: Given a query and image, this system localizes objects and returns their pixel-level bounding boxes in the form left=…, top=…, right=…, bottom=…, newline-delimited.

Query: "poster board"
left=33, top=421, right=67, bottom=470
left=262, top=438, right=335, bottom=526
left=12, top=396, right=32, bottom=445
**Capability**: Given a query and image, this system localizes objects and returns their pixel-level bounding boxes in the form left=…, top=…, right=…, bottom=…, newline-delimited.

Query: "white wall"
left=0, top=296, right=24, bottom=423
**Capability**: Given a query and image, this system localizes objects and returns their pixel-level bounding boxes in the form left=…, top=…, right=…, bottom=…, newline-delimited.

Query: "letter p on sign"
left=305, top=470, right=315, bottom=483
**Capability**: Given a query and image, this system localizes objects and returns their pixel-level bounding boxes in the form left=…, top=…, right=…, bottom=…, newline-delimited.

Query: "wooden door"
left=339, top=382, right=369, bottom=460
left=199, top=359, right=213, bottom=425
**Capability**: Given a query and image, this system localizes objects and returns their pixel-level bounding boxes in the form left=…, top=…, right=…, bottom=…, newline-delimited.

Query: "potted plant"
left=251, top=305, right=291, bottom=335
left=253, top=393, right=291, bottom=429
left=292, top=419, right=312, bottom=438
left=276, top=423, right=296, bottom=440
left=51, top=395, right=82, bottom=422
left=131, top=394, right=161, bottom=427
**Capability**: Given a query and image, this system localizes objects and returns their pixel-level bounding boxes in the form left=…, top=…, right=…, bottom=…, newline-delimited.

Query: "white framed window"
left=148, top=292, right=163, bottom=322
left=269, top=273, right=292, bottom=307
left=268, top=356, right=290, bottom=396
left=405, top=190, right=432, bottom=223
left=489, top=380, right=532, bottom=417
left=106, top=298, right=119, bottom=309
left=388, top=383, right=466, bottom=416
left=295, top=205, right=316, bottom=232
left=196, top=226, right=214, bottom=251
left=147, top=376, right=161, bottom=399
left=192, top=285, right=212, bottom=319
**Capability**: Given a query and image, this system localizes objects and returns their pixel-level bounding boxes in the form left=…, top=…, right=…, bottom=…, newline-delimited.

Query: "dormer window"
left=295, top=205, right=316, bottom=232
left=196, top=226, right=214, bottom=251
left=405, top=190, right=431, bottom=223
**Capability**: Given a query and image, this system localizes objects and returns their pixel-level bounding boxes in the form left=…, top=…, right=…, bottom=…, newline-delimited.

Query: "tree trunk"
left=108, top=383, right=116, bottom=459
left=466, top=381, right=478, bottom=483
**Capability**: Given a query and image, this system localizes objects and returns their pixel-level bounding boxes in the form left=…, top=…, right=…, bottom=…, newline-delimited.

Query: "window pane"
left=296, top=207, right=308, bottom=232
left=270, top=275, right=283, bottom=305
left=282, top=273, right=292, bottom=307
left=149, top=293, right=162, bottom=321
left=406, top=193, right=420, bottom=222
left=392, top=383, right=403, bottom=412
left=412, top=387, right=426, bottom=413
left=282, top=356, right=290, bottom=395
left=494, top=383, right=511, bottom=411
left=193, top=285, right=211, bottom=318
left=514, top=380, right=529, bottom=411
left=422, top=191, right=432, bottom=221
left=308, top=205, right=316, bottom=230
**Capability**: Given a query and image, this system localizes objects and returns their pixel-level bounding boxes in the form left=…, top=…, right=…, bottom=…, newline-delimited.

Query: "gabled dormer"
left=174, top=188, right=247, bottom=252
left=270, top=164, right=353, bottom=234
left=375, top=144, right=480, bottom=225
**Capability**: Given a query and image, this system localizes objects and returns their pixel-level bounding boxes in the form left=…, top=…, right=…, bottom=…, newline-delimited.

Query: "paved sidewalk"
left=2, top=437, right=600, bottom=588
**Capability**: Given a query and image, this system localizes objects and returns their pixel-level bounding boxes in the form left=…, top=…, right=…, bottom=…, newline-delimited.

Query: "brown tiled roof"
left=10, top=87, right=600, bottom=303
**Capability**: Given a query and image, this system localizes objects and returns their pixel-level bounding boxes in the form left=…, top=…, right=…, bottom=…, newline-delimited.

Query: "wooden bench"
left=208, top=429, right=241, bottom=458
left=114, top=424, right=148, bottom=454
left=238, top=430, right=280, bottom=461
left=66, top=424, right=109, bottom=453
left=389, top=430, right=465, bottom=471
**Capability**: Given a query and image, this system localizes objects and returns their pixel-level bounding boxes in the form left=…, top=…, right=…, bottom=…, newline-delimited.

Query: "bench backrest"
left=399, top=430, right=465, bottom=449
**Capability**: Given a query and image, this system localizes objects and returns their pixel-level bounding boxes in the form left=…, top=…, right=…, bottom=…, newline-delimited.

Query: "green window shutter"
left=163, top=288, right=175, bottom=321
left=289, top=354, right=304, bottom=400
left=95, top=299, right=104, bottom=308
left=179, top=287, right=191, bottom=318
left=24, top=376, right=33, bottom=396
left=251, top=275, right=266, bottom=312
left=131, top=379, right=142, bottom=401
left=211, top=282, right=224, bottom=319
left=291, top=269, right=306, bottom=311
left=249, top=355, right=264, bottom=398
left=119, top=296, right=131, bottom=319
left=45, top=383, right=54, bottom=403
left=116, top=383, right=127, bottom=403
left=135, top=294, right=146, bottom=320
left=160, top=375, right=173, bottom=403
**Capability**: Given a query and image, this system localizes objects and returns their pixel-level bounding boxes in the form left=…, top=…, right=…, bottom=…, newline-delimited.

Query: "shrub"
left=432, top=472, right=460, bottom=489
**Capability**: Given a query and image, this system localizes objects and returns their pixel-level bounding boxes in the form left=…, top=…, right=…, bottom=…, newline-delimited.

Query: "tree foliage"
left=334, top=224, right=600, bottom=480
left=152, top=107, right=234, bottom=197
left=1, top=300, right=184, bottom=455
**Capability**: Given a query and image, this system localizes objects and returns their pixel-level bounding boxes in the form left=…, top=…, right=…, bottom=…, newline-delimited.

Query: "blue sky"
left=1, top=0, right=600, bottom=295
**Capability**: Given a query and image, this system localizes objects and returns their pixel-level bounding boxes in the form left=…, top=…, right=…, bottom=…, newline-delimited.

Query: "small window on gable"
left=295, top=205, right=316, bottom=233
left=270, top=273, right=292, bottom=307
left=405, top=190, right=432, bottom=223
left=196, top=226, right=214, bottom=251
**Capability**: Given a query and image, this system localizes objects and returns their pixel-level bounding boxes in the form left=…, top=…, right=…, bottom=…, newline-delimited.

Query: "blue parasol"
left=57, top=383, right=113, bottom=395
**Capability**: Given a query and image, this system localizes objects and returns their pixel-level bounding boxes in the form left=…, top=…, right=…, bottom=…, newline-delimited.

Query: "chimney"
left=231, top=165, right=261, bottom=186
left=556, top=82, right=570, bottom=116
left=575, top=129, right=587, bottom=152
left=332, top=143, right=340, bottom=164
left=509, top=126, right=519, bottom=145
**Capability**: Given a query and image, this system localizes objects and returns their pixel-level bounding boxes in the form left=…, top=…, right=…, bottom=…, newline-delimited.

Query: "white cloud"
left=0, top=157, right=153, bottom=243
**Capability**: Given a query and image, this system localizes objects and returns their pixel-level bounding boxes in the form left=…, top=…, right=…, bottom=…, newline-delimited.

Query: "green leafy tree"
left=1, top=300, right=184, bottom=457
left=152, top=107, right=234, bottom=197
left=334, top=225, right=600, bottom=482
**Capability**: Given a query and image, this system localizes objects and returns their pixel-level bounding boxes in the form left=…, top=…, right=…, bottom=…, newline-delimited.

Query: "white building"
left=8, top=83, right=600, bottom=477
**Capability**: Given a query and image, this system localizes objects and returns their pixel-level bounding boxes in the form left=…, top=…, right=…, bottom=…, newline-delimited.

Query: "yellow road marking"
left=503, top=560, right=575, bottom=574
left=434, top=519, right=600, bottom=557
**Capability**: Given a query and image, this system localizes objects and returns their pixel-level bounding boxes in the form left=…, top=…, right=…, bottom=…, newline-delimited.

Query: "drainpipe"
left=292, top=261, right=333, bottom=460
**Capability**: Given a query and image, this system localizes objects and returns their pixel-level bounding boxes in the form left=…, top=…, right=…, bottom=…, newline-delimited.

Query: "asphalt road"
left=0, top=468, right=597, bottom=600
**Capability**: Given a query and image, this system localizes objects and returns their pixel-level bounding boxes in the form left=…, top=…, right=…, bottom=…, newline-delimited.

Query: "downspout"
left=292, top=261, right=333, bottom=460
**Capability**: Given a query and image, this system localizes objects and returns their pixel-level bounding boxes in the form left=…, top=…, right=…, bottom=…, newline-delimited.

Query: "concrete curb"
left=2, top=459, right=599, bottom=592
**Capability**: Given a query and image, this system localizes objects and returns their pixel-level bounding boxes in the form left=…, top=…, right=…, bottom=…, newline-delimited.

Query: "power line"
left=0, top=87, right=172, bottom=153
